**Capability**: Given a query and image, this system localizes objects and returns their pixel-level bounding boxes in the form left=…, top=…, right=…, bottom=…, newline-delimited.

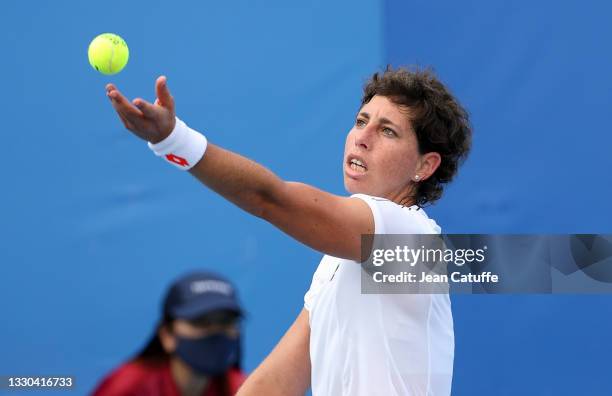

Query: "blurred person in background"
left=92, top=271, right=246, bottom=396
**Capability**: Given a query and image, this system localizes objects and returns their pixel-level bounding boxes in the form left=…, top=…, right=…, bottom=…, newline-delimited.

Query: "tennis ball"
left=88, top=33, right=129, bottom=75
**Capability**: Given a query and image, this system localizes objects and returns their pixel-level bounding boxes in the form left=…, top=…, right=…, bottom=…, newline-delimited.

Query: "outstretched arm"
left=106, top=77, right=373, bottom=261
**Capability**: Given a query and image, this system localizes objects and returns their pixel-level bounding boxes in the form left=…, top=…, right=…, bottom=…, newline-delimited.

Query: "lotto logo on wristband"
left=165, top=154, right=189, bottom=167
left=148, top=117, right=208, bottom=171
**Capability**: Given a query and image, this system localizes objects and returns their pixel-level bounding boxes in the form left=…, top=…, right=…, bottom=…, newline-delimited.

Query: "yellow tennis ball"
left=88, top=33, right=129, bottom=75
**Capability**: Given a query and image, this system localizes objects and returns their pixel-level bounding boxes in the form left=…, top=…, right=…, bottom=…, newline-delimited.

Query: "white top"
left=304, top=194, right=454, bottom=396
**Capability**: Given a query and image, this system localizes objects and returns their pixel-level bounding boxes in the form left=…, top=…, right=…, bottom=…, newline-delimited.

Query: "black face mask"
left=174, top=333, right=239, bottom=376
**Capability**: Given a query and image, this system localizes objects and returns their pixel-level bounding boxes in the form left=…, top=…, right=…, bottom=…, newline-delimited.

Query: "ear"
left=159, top=324, right=177, bottom=353
left=415, top=152, right=441, bottom=182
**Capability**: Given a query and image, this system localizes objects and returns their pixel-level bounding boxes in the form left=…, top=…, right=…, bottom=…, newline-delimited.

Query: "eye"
left=382, top=127, right=397, bottom=137
left=355, top=118, right=366, bottom=128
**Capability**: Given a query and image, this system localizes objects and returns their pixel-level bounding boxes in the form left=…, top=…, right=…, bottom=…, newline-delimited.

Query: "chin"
left=344, top=179, right=366, bottom=195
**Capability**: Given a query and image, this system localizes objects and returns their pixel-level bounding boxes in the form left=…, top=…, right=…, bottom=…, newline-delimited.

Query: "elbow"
left=253, top=181, right=287, bottom=224
left=248, top=181, right=288, bottom=221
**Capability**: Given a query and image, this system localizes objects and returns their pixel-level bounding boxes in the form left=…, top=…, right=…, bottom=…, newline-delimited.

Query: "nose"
left=354, top=125, right=372, bottom=150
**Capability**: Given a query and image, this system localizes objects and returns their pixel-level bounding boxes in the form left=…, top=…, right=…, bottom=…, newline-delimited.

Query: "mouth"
left=345, top=154, right=368, bottom=177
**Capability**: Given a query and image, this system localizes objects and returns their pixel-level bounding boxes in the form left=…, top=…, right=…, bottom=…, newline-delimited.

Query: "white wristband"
left=147, top=117, right=208, bottom=170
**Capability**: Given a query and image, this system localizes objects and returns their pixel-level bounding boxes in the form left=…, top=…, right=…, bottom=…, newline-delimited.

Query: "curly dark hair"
left=361, top=66, right=472, bottom=207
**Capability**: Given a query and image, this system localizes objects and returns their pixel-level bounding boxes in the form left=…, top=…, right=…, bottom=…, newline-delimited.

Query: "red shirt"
left=92, top=360, right=246, bottom=396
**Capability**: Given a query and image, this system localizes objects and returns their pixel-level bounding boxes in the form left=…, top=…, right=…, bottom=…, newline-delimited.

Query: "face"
left=160, top=310, right=240, bottom=353
left=344, top=95, right=437, bottom=204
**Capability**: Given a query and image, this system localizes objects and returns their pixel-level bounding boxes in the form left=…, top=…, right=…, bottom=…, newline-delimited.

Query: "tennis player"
left=106, top=67, right=471, bottom=396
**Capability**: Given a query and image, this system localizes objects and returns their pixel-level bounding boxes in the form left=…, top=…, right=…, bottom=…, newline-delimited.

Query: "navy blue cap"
left=162, top=271, right=243, bottom=320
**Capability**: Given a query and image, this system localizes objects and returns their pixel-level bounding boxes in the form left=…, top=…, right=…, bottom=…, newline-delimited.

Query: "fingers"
left=111, top=97, right=137, bottom=130
left=155, top=76, right=175, bottom=112
left=116, top=110, right=136, bottom=131
left=107, top=87, right=143, bottom=118
left=106, top=85, right=144, bottom=131
left=132, top=98, right=158, bottom=118
left=104, top=80, right=173, bottom=142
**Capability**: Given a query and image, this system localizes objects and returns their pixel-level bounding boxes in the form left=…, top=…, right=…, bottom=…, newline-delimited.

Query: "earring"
left=414, top=175, right=420, bottom=181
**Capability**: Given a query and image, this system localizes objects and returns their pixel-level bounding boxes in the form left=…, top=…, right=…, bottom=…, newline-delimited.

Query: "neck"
left=384, top=184, right=417, bottom=207
left=170, top=357, right=210, bottom=396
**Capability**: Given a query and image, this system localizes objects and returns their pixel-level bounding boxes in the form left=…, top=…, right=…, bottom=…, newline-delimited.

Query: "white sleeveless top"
left=304, top=194, right=454, bottom=396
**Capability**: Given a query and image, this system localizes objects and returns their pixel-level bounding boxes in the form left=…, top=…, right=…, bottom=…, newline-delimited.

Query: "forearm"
left=237, top=309, right=311, bottom=396
left=145, top=114, right=371, bottom=260
left=188, top=143, right=285, bottom=218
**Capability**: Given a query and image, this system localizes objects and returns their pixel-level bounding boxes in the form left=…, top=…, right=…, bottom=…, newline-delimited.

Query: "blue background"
left=1, top=0, right=610, bottom=395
